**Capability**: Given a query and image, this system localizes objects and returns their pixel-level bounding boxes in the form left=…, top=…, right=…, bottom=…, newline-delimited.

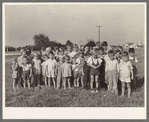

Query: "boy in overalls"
left=87, top=47, right=102, bottom=93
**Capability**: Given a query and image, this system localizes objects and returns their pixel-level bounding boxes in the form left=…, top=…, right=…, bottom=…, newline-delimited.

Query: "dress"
left=119, top=61, right=133, bottom=83
left=61, top=63, right=72, bottom=78
left=41, top=61, right=47, bottom=76
left=45, top=59, right=57, bottom=78
left=12, top=63, right=19, bottom=79
left=32, top=58, right=42, bottom=75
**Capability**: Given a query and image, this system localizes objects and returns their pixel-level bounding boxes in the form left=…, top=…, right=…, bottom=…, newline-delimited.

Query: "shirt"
left=32, top=58, right=42, bottom=74
left=45, top=59, right=57, bottom=73
left=87, top=56, right=102, bottom=65
left=105, top=59, right=119, bottom=72
left=104, top=54, right=110, bottom=63
left=129, top=56, right=138, bottom=63
left=21, top=64, right=32, bottom=71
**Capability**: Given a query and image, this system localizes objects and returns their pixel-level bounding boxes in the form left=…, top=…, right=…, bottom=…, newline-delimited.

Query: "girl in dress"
left=20, top=56, right=32, bottom=89
left=105, top=50, right=119, bottom=94
left=11, top=57, right=20, bottom=91
left=119, top=51, right=133, bottom=98
left=87, top=48, right=102, bottom=93
left=32, top=52, right=42, bottom=88
left=41, top=54, right=49, bottom=87
left=61, top=55, right=72, bottom=90
left=46, top=51, right=57, bottom=88
left=128, top=48, right=138, bottom=91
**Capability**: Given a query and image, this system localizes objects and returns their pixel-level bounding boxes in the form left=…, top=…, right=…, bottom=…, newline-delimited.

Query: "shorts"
left=90, top=68, right=100, bottom=76
left=73, top=71, right=79, bottom=79
left=22, top=71, right=30, bottom=83
left=120, top=77, right=131, bottom=83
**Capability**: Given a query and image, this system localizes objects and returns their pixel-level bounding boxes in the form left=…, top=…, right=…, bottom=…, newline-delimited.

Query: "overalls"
left=90, top=57, right=100, bottom=76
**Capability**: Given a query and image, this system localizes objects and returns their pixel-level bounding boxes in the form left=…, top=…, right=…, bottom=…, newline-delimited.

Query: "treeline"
left=6, top=33, right=98, bottom=52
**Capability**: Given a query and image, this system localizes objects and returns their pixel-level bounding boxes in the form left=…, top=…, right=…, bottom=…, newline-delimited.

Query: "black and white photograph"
left=3, top=2, right=146, bottom=119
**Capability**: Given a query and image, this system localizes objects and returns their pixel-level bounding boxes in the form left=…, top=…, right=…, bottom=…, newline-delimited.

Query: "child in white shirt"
left=105, top=50, right=119, bottom=95
left=119, top=51, right=133, bottom=98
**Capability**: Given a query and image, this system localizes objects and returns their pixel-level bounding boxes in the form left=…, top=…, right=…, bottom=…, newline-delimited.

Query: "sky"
left=4, top=3, right=145, bottom=47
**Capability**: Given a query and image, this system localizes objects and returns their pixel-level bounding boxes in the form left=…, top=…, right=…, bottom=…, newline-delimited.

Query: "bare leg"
left=77, top=77, right=80, bottom=87
left=74, top=78, right=77, bottom=87
left=48, top=78, right=51, bottom=88
left=67, top=77, right=71, bottom=89
left=52, top=77, right=56, bottom=88
left=127, top=83, right=131, bottom=98
left=90, top=75, right=94, bottom=90
left=121, top=82, right=125, bottom=97
left=81, top=76, right=84, bottom=88
left=63, top=77, right=66, bottom=90
left=44, top=76, right=48, bottom=87
left=95, top=76, right=99, bottom=90
left=12, top=79, right=16, bottom=91
left=27, top=80, right=30, bottom=89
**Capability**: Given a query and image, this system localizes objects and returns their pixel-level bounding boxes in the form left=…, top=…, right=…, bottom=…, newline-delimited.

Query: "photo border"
left=1, top=0, right=148, bottom=121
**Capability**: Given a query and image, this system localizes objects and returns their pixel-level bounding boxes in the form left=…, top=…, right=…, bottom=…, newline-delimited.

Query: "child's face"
left=44, top=56, right=48, bottom=61
left=12, top=59, right=17, bottom=64
left=84, top=46, right=89, bottom=52
left=59, top=57, right=64, bottom=62
left=34, top=55, right=39, bottom=60
left=129, top=52, right=134, bottom=57
left=103, top=46, right=107, bottom=50
left=49, top=54, right=54, bottom=59
left=99, top=50, right=104, bottom=55
left=65, top=59, right=69, bottom=63
left=108, top=53, right=114, bottom=60
left=72, top=59, right=76, bottom=64
left=74, top=47, right=78, bottom=52
left=122, top=56, right=129, bottom=62
left=22, top=51, right=26, bottom=56
left=115, top=52, right=121, bottom=58
left=23, top=58, right=28, bottom=64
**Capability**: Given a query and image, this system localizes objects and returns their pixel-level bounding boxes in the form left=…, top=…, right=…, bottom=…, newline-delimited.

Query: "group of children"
left=11, top=41, right=138, bottom=98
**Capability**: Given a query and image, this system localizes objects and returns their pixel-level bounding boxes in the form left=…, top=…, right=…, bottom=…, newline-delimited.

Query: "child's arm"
left=29, top=65, right=32, bottom=77
left=130, top=69, right=133, bottom=80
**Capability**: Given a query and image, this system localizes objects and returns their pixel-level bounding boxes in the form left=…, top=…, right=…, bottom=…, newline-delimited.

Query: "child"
left=83, top=55, right=90, bottom=89
left=11, top=57, right=20, bottom=91
left=76, top=52, right=85, bottom=88
left=87, top=48, right=102, bottom=93
left=21, top=56, right=32, bottom=89
left=128, top=48, right=138, bottom=91
left=32, top=52, right=42, bottom=88
left=114, top=50, right=122, bottom=63
left=41, top=54, right=49, bottom=87
left=119, top=51, right=133, bottom=98
left=105, top=50, right=119, bottom=95
left=72, top=58, right=79, bottom=87
left=57, top=56, right=64, bottom=89
left=46, top=51, right=57, bottom=88
left=61, top=55, right=72, bottom=90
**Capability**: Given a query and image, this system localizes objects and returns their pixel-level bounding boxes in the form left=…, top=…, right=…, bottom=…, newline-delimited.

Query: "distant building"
left=124, top=43, right=139, bottom=48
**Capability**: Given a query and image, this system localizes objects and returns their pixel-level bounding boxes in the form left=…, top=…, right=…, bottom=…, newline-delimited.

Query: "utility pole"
left=96, top=25, right=102, bottom=44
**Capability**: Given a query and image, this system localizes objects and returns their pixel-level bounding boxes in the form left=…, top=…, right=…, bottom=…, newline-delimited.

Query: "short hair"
left=65, top=55, right=70, bottom=60
left=122, top=51, right=129, bottom=57
left=22, top=56, right=29, bottom=60
left=114, top=50, right=121, bottom=55
left=101, top=41, right=108, bottom=46
left=99, top=47, right=104, bottom=52
left=129, top=48, right=135, bottom=53
left=118, top=46, right=123, bottom=51
left=49, top=51, right=54, bottom=55
left=44, top=54, right=49, bottom=58
left=108, top=50, right=114, bottom=55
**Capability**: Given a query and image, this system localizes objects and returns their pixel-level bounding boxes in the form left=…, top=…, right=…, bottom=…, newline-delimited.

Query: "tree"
left=33, top=33, right=50, bottom=50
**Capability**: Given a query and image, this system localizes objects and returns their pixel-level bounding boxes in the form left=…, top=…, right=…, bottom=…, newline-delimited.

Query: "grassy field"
left=5, top=49, right=145, bottom=107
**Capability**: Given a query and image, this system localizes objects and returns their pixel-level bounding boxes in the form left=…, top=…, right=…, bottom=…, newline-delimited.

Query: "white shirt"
left=21, top=64, right=32, bottom=71
left=45, top=59, right=57, bottom=72
left=105, top=59, right=119, bottom=72
left=68, top=51, right=78, bottom=58
left=129, top=56, right=138, bottom=63
left=87, top=57, right=102, bottom=65
left=72, top=64, right=79, bottom=72
left=104, top=54, right=110, bottom=63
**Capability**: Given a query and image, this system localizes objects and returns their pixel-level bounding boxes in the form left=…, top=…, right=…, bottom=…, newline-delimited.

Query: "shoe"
left=91, top=90, right=95, bottom=93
